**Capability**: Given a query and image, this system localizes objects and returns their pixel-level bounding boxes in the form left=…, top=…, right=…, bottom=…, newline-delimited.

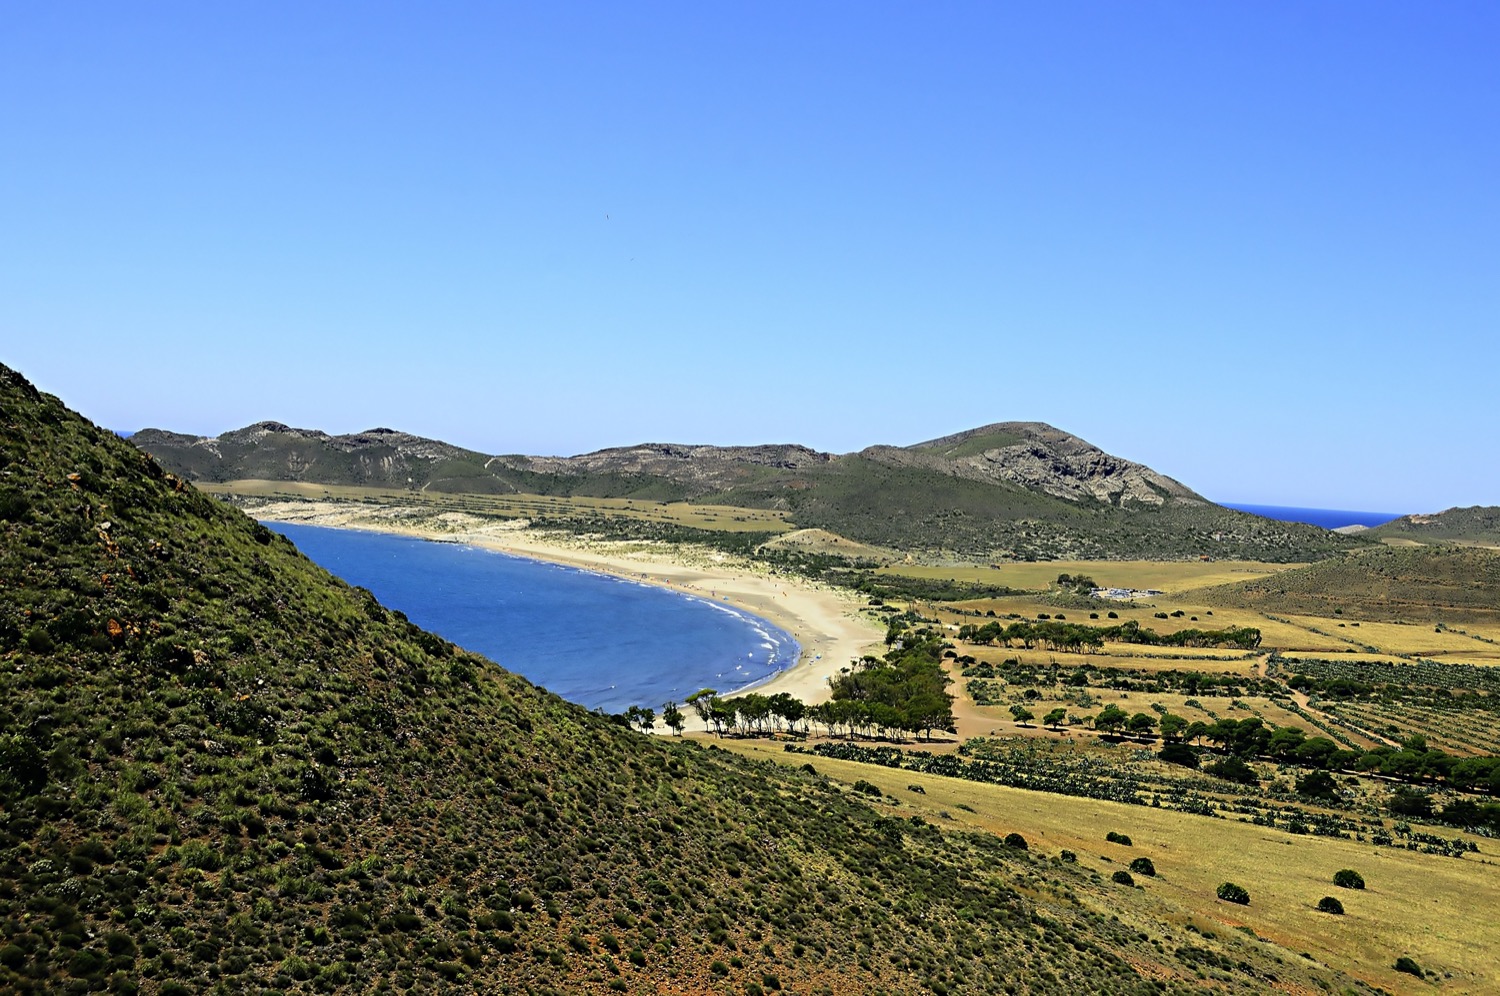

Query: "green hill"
left=2, top=364, right=1377, bottom=993
left=1368, top=505, right=1500, bottom=547
left=1201, top=544, right=1500, bottom=624
left=132, top=421, right=1361, bottom=563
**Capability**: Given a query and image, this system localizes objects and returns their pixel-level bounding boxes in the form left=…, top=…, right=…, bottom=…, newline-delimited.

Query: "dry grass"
left=927, top=592, right=1500, bottom=666
left=201, top=480, right=796, bottom=533
left=878, top=559, right=1302, bottom=593
left=759, top=527, right=892, bottom=560
left=723, top=739, right=1500, bottom=995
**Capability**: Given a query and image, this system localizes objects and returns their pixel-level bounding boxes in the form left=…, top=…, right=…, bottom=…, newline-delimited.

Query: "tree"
left=768, top=692, right=805, bottom=734
left=1268, top=726, right=1307, bottom=760
left=1205, top=757, right=1257, bottom=785
left=708, top=701, right=736, bottom=738
left=1293, top=736, right=1340, bottom=769
left=1216, top=882, right=1249, bottom=905
left=1389, top=787, right=1433, bottom=817
left=685, top=688, right=719, bottom=733
left=1127, top=712, right=1157, bottom=739
left=1296, top=770, right=1338, bottom=799
left=624, top=705, right=655, bottom=734
left=1393, top=957, right=1423, bottom=978
left=1158, top=742, right=1199, bottom=768
left=904, top=691, right=955, bottom=742
left=1332, top=869, right=1364, bottom=890
left=1158, top=713, right=1187, bottom=741
left=1043, top=707, right=1067, bottom=730
left=662, top=701, right=685, bottom=736
left=1316, top=896, right=1344, bottom=915
left=1009, top=704, right=1035, bottom=726
left=1094, top=703, right=1128, bottom=737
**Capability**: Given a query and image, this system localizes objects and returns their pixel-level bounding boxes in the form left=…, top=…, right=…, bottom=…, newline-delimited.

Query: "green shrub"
left=1157, top=743, right=1199, bottom=768
left=1332, top=869, right=1364, bottom=890
left=67, top=948, right=105, bottom=977
left=1393, top=956, right=1423, bottom=977
left=1111, top=870, right=1134, bottom=886
left=1316, top=896, right=1344, bottom=915
left=1216, top=882, right=1249, bottom=905
left=1105, top=831, right=1132, bottom=846
left=1205, top=757, right=1258, bottom=785
left=1003, top=833, right=1027, bottom=850
left=852, top=779, right=882, bottom=797
left=1128, top=857, right=1155, bottom=877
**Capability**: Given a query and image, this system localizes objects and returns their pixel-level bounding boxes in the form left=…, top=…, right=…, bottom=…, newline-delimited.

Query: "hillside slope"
left=129, top=423, right=688, bottom=500
left=1201, top=545, right=1500, bottom=624
left=134, top=421, right=1360, bottom=562
left=1369, top=505, right=1500, bottom=547
left=2, top=364, right=1370, bottom=993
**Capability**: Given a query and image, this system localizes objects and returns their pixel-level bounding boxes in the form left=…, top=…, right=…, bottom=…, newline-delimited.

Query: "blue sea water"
left=266, top=522, right=799, bottom=714
left=1223, top=503, right=1404, bottom=530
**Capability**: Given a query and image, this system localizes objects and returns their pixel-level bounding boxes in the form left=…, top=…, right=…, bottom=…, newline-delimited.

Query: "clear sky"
left=3, top=3, right=1495, bottom=513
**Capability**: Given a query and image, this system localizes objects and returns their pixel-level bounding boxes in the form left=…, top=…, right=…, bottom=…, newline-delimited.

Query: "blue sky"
left=2, top=3, right=1495, bottom=512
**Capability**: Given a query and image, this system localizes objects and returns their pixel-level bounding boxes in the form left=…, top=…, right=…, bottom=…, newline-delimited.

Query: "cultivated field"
left=877, top=559, right=1301, bottom=594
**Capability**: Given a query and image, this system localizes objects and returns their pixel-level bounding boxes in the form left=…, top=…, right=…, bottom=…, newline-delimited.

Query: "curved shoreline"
left=249, top=500, right=883, bottom=709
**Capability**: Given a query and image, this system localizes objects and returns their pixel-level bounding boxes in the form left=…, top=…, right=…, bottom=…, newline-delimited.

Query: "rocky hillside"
left=2, top=362, right=1384, bottom=994
left=132, top=419, right=1363, bottom=562
left=898, top=422, right=1204, bottom=506
left=131, top=423, right=512, bottom=493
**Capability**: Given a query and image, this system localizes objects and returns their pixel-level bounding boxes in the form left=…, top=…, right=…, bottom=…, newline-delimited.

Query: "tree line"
left=620, top=625, right=957, bottom=743
left=958, top=618, right=1262, bottom=654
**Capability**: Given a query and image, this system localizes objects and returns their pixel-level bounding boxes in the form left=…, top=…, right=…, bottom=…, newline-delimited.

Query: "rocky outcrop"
left=897, top=422, right=1204, bottom=506
left=508, top=442, right=833, bottom=489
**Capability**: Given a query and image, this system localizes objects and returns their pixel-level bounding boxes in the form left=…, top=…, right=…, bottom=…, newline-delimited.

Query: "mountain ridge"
left=131, top=419, right=1362, bottom=562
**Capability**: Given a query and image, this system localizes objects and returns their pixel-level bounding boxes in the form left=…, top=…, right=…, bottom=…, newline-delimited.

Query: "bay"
left=1223, top=503, right=1404, bottom=530
left=266, top=522, right=798, bottom=714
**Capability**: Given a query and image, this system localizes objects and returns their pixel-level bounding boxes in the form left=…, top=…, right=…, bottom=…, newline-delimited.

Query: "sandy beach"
left=246, top=499, right=884, bottom=707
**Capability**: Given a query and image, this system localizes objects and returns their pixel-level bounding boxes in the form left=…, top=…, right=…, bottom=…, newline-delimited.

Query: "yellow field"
left=723, top=739, right=1500, bottom=995
left=917, top=590, right=1500, bottom=666
left=201, top=480, right=795, bottom=533
left=878, top=559, right=1301, bottom=593
left=948, top=662, right=1392, bottom=751
left=1289, top=615, right=1500, bottom=660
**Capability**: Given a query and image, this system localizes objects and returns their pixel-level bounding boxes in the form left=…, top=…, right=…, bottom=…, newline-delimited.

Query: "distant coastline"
left=1224, top=503, right=1403, bottom=530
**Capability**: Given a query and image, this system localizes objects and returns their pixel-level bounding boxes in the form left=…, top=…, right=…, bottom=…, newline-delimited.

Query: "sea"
left=266, top=522, right=799, bottom=714
left=1222, top=504, right=1404, bottom=530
